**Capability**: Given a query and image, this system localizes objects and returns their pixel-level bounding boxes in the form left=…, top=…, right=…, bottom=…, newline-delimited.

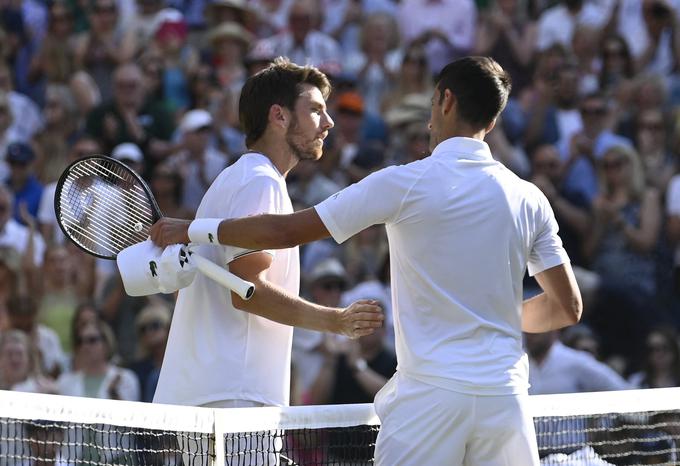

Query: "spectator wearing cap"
left=0, top=185, right=45, bottom=267
left=5, top=142, right=43, bottom=224
left=253, top=0, right=342, bottom=74
left=166, top=109, right=227, bottom=214
left=129, top=302, right=172, bottom=402
left=206, top=22, right=253, bottom=97
left=152, top=9, right=199, bottom=113
left=72, top=0, right=138, bottom=101
left=85, top=62, right=175, bottom=172
left=111, top=142, right=145, bottom=175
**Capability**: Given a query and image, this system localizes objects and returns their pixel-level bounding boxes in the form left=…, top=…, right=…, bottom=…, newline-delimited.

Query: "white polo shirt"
left=315, top=137, right=569, bottom=395
left=154, top=153, right=299, bottom=407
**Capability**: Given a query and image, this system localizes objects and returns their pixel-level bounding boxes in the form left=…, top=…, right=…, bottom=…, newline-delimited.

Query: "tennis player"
left=152, top=58, right=383, bottom=418
left=151, top=57, right=582, bottom=465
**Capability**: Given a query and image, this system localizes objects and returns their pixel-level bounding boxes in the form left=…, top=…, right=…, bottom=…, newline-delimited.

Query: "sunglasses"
left=601, top=159, right=627, bottom=170
left=139, top=320, right=164, bottom=334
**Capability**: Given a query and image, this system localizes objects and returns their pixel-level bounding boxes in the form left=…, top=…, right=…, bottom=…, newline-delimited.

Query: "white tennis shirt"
left=315, top=137, right=569, bottom=395
left=154, top=153, right=299, bottom=407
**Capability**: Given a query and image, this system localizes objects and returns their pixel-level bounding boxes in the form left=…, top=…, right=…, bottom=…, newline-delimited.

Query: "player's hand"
left=150, top=217, right=191, bottom=247
left=337, top=299, right=384, bottom=339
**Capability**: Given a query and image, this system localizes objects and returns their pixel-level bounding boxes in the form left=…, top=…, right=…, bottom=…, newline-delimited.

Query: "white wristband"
left=188, top=218, right=223, bottom=245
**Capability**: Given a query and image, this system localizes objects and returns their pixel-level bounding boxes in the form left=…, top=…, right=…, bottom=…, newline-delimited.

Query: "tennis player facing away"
left=151, top=56, right=582, bottom=465
left=152, top=58, right=383, bottom=416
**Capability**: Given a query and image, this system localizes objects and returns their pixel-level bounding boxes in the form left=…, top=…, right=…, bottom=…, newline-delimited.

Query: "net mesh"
left=1, top=389, right=679, bottom=466
left=56, top=157, right=157, bottom=258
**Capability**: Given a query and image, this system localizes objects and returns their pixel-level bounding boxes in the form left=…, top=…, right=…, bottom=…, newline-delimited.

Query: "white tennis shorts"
left=374, top=372, right=540, bottom=466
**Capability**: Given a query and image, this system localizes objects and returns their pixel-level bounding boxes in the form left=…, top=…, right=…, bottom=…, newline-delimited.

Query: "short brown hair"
left=239, top=57, right=331, bottom=147
left=436, top=56, right=511, bottom=131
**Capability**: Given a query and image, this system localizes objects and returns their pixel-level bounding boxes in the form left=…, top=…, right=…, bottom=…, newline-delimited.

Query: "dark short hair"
left=436, top=56, right=511, bottom=131
left=239, top=57, right=331, bottom=147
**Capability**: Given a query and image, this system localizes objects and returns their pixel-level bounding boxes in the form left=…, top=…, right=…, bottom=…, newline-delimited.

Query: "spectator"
left=628, top=326, right=680, bottom=388
left=381, top=44, right=432, bottom=115
left=634, top=107, right=675, bottom=192
left=148, top=163, right=193, bottom=220
left=0, top=247, right=21, bottom=331
left=584, top=144, right=662, bottom=366
left=58, top=319, right=140, bottom=400
left=166, top=109, right=228, bottom=214
left=536, top=0, right=609, bottom=52
left=0, top=329, right=57, bottom=393
left=72, top=0, right=137, bottom=101
left=32, top=85, right=78, bottom=185
left=598, top=35, right=636, bottom=98
left=84, top=62, right=175, bottom=171
left=0, top=185, right=45, bottom=267
left=0, top=63, right=43, bottom=145
left=321, top=0, right=397, bottom=55
left=397, top=0, right=477, bottom=75
left=637, top=0, right=680, bottom=77
left=7, top=294, right=67, bottom=379
left=129, top=302, right=171, bottom=403
left=205, top=22, right=253, bottom=98
left=5, top=142, right=43, bottom=224
left=255, top=0, right=342, bottom=73
left=111, top=142, right=145, bottom=176
left=0, top=92, right=18, bottom=181
left=525, top=330, right=630, bottom=394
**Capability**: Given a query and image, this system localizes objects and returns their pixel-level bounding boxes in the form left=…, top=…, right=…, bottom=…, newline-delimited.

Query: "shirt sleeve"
left=314, top=165, right=408, bottom=244
left=527, top=189, right=571, bottom=276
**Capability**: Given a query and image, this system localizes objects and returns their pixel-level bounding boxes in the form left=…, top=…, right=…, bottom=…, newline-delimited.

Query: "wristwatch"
left=353, top=358, right=368, bottom=373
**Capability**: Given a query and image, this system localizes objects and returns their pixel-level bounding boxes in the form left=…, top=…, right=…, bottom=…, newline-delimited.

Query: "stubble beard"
left=286, top=117, right=322, bottom=162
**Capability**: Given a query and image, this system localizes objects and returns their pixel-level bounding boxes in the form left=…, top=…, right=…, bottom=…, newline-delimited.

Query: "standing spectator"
left=0, top=186, right=45, bottom=267
left=525, top=330, right=630, bottom=394
left=166, top=109, right=228, bottom=214
left=584, top=145, right=662, bottom=366
left=5, top=142, right=43, bottom=224
left=321, top=0, right=397, bottom=56
left=0, top=63, right=43, bottom=143
left=397, top=0, right=477, bottom=75
left=628, top=326, right=680, bottom=388
left=536, top=0, right=609, bottom=52
left=73, top=0, right=137, bottom=101
left=637, top=0, right=680, bottom=77
left=58, top=319, right=140, bottom=400
left=32, top=85, right=78, bottom=185
left=344, top=13, right=401, bottom=115
left=474, top=0, right=537, bottom=95
left=254, top=0, right=342, bottom=73
left=129, top=302, right=171, bottom=403
left=85, top=63, right=175, bottom=170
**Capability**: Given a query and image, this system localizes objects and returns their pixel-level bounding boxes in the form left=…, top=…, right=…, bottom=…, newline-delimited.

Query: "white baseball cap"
left=179, top=109, right=213, bottom=134
left=111, top=143, right=144, bottom=164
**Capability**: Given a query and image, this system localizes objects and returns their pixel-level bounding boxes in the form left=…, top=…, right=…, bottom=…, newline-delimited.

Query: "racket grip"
left=191, top=253, right=255, bottom=300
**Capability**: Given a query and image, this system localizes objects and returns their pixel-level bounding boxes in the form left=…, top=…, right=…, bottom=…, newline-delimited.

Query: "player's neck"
left=249, top=138, right=298, bottom=177
left=440, top=120, right=487, bottom=142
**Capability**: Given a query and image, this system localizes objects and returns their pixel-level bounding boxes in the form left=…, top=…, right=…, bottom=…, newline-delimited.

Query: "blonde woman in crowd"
left=0, top=329, right=57, bottom=394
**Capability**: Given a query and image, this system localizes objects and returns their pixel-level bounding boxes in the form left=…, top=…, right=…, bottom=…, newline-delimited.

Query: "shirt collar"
left=430, top=137, right=493, bottom=161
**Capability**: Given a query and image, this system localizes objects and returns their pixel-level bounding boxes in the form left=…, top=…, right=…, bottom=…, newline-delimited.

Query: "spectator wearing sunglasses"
left=129, top=302, right=171, bottom=402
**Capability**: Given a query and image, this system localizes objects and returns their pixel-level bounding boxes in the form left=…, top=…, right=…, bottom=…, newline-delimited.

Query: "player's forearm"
left=232, top=279, right=343, bottom=334
left=521, top=292, right=579, bottom=333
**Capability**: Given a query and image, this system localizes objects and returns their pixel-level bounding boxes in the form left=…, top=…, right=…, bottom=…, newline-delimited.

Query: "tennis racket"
left=54, top=155, right=255, bottom=300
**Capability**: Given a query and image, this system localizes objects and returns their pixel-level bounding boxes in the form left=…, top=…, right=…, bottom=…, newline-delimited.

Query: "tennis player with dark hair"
left=151, top=56, right=582, bottom=465
left=152, top=57, right=383, bottom=414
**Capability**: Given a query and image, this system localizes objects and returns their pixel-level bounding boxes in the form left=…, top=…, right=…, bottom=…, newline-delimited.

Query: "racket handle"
left=191, top=253, right=255, bottom=300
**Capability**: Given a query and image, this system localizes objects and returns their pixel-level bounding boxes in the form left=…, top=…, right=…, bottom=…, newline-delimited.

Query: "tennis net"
left=1, top=387, right=679, bottom=465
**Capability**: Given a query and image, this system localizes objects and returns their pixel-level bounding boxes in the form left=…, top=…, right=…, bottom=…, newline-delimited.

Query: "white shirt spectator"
left=7, top=91, right=43, bottom=142
left=397, top=0, right=476, bottom=74
left=528, top=341, right=630, bottom=394
left=536, top=2, right=610, bottom=51
left=255, top=31, right=342, bottom=74
left=166, top=147, right=228, bottom=213
left=321, top=0, right=398, bottom=54
left=0, top=218, right=46, bottom=266
left=58, top=365, right=140, bottom=400
left=36, top=325, right=68, bottom=376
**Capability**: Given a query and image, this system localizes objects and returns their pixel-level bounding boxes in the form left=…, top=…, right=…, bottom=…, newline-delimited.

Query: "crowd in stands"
left=2, top=0, right=680, bottom=405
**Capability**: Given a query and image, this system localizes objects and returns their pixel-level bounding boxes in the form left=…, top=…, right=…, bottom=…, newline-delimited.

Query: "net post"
left=213, top=408, right=226, bottom=466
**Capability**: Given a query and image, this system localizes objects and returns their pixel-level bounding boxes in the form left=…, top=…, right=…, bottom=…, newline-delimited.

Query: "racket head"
left=54, top=155, right=163, bottom=259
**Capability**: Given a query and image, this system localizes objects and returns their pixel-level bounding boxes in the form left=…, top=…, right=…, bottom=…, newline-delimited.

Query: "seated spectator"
left=7, top=294, right=66, bottom=378
left=525, top=330, right=630, bottom=394
left=628, top=326, right=680, bottom=388
left=0, top=63, right=43, bottom=144
left=111, top=142, right=145, bottom=175
left=381, top=44, right=432, bottom=115
left=321, top=0, right=397, bottom=56
left=0, top=329, right=57, bottom=394
left=129, top=302, right=171, bottom=403
left=5, top=142, right=43, bottom=223
left=598, top=35, right=635, bottom=99
left=58, top=319, right=140, bottom=400
left=205, top=22, right=253, bottom=98
left=0, top=247, right=21, bottom=330
left=148, top=163, right=193, bottom=220
left=634, top=107, right=675, bottom=192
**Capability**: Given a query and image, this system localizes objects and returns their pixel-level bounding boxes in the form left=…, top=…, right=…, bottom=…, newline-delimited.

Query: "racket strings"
left=58, top=158, right=156, bottom=257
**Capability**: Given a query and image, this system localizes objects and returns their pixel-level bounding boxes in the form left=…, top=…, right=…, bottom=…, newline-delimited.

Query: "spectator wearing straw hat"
left=166, top=109, right=227, bottom=214
left=206, top=22, right=254, bottom=97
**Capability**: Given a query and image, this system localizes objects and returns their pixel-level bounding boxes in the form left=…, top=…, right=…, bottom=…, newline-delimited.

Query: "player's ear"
left=442, top=89, right=456, bottom=116
left=269, top=104, right=290, bottom=130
